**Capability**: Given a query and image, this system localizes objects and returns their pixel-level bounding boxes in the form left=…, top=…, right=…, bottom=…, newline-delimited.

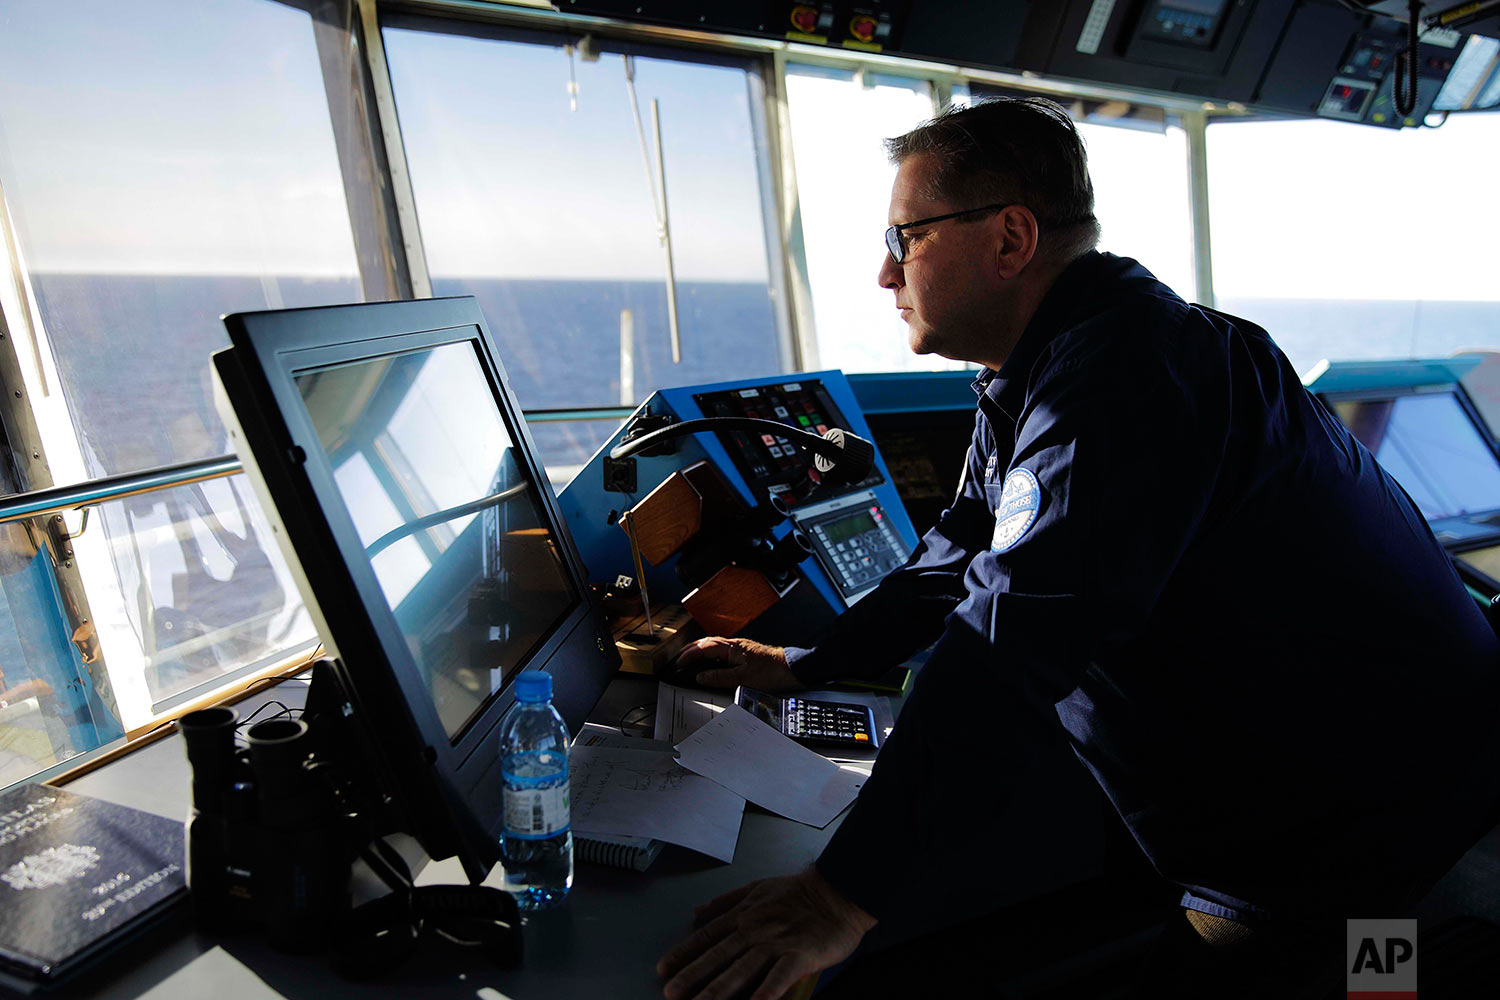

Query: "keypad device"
left=736, top=685, right=881, bottom=750
left=782, top=697, right=876, bottom=748
left=797, top=492, right=911, bottom=601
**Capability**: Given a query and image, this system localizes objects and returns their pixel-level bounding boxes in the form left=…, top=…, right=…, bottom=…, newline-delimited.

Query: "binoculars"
left=179, top=706, right=351, bottom=952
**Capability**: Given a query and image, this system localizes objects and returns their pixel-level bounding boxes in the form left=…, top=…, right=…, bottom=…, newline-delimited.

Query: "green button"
left=797, top=415, right=811, bottom=426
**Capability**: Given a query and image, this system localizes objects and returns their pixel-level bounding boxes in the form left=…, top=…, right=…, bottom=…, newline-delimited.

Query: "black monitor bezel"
left=215, top=296, right=615, bottom=879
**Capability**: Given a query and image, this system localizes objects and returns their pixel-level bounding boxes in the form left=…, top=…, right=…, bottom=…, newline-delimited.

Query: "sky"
left=1208, top=114, right=1500, bottom=301
left=383, top=27, right=775, bottom=282
left=0, top=0, right=359, bottom=277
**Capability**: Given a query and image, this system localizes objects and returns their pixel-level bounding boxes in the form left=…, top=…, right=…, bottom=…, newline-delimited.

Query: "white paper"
left=653, top=682, right=734, bottom=743
left=569, top=744, right=745, bottom=863
left=673, top=706, right=866, bottom=828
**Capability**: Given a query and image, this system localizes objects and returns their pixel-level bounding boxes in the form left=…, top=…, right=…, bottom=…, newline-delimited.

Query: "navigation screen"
left=694, top=379, right=882, bottom=506
left=295, top=341, right=578, bottom=741
left=1333, top=390, right=1500, bottom=521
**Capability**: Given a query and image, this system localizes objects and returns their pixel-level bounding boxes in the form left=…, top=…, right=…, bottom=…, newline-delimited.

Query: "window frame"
left=373, top=9, right=803, bottom=376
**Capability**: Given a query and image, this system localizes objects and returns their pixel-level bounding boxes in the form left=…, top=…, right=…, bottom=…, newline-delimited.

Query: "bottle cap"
left=513, top=671, right=553, bottom=703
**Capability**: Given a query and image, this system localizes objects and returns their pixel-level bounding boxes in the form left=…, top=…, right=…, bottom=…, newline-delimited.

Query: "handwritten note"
left=673, top=706, right=865, bottom=828
left=653, top=682, right=735, bottom=744
left=570, top=744, right=745, bottom=863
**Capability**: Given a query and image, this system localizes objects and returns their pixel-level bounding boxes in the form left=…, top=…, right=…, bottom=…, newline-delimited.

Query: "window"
left=1207, top=115, right=1500, bottom=377
left=966, top=86, right=1196, bottom=301
left=380, top=21, right=792, bottom=481
left=0, top=0, right=359, bottom=783
left=785, top=66, right=958, bottom=374
left=789, top=74, right=1195, bottom=374
left=1073, top=118, right=1194, bottom=301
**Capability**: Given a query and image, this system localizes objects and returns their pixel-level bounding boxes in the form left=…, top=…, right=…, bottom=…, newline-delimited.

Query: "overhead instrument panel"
left=1258, top=7, right=1467, bottom=127
left=1345, top=1, right=1500, bottom=41
left=546, top=1, right=1486, bottom=127
left=1134, top=0, right=1235, bottom=48
left=555, top=0, right=913, bottom=53
left=1017, top=0, right=1298, bottom=104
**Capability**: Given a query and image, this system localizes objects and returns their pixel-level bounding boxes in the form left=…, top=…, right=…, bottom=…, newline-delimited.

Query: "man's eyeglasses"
left=884, top=202, right=1011, bottom=264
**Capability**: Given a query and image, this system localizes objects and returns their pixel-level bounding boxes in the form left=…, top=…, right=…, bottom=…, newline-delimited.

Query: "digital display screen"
left=823, top=511, right=876, bottom=546
left=295, top=341, right=577, bottom=741
left=1164, top=0, right=1227, bottom=15
left=1332, top=391, right=1500, bottom=521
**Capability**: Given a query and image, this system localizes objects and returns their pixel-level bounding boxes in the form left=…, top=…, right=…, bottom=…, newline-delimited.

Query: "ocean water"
left=429, top=275, right=785, bottom=480
left=27, top=273, right=784, bottom=477
left=23, top=272, right=1500, bottom=475
left=1216, top=296, right=1500, bottom=380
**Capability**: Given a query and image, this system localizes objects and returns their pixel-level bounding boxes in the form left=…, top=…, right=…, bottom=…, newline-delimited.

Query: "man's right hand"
left=657, top=870, right=875, bottom=1000
left=672, top=637, right=803, bottom=692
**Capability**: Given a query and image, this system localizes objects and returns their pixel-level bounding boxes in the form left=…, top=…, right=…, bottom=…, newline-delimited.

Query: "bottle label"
left=501, top=750, right=570, bottom=840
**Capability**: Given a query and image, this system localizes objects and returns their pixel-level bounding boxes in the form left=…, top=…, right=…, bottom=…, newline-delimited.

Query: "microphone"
left=812, top=427, right=876, bottom=486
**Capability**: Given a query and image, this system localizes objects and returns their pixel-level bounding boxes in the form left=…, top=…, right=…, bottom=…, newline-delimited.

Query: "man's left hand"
left=657, top=870, right=876, bottom=999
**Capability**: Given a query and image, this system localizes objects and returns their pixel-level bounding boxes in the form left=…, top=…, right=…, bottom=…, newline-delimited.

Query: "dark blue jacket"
left=791, top=252, right=1500, bottom=923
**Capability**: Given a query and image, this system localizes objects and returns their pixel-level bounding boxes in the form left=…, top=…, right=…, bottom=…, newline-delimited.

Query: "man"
left=656, top=98, right=1500, bottom=998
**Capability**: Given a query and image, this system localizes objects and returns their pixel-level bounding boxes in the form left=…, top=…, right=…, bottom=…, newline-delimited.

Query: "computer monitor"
left=211, top=297, right=617, bottom=881
left=1327, top=387, right=1500, bottom=524
left=1322, top=381, right=1500, bottom=593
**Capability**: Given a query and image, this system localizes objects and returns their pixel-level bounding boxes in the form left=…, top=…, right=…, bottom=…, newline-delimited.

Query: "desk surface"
left=40, top=676, right=864, bottom=1000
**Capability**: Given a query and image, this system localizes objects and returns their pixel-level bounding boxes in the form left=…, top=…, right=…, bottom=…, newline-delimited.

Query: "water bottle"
left=498, top=670, right=572, bottom=909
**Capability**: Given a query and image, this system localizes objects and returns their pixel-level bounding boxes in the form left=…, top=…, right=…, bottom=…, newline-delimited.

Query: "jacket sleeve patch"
left=991, top=467, right=1042, bottom=553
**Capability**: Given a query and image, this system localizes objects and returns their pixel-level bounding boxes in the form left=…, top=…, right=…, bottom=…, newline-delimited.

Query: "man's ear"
left=993, top=206, right=1040, bottom=279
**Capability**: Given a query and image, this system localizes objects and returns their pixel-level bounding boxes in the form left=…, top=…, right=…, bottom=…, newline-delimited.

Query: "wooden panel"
left=611, top=604, right=702, bottom=676
left=682, top=565, right=780, bottom=636
left=681, top=460, right=748, bottom=532
left=621, top=467, right=704, bottom=565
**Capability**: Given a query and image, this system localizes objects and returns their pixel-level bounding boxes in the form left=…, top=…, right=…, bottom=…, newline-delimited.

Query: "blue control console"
left=559, top=370, right=920, bottom=642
